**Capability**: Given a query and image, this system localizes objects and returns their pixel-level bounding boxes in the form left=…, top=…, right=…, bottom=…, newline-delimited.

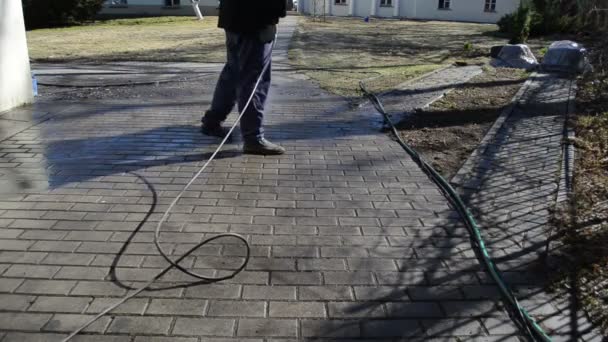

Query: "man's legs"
left=201, top=32, right=239, bottom=133
left=234, top=32, right=284, bottom=155
left=234, top=35, right=272, bottom=143
left=202, top=30, right=284, bottom=154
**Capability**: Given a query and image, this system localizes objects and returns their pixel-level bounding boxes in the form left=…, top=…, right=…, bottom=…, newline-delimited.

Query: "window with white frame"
left=335, top=0, right=347, bottom=5
left=380, top=0, right=393, bottom=6
left=484, top=0, right=497, bottom=12
left=438, top=0, right=450, bottom=9
left=164, top=0, right=181, bottom=7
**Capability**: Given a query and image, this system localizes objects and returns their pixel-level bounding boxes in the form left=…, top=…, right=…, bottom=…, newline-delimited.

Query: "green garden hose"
left=360, top=81, right=553, bottom=342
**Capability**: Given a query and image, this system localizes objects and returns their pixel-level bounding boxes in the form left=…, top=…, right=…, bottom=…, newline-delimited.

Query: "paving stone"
left=133, top=338, right=197, bottom=342
left=328, top=302, right=385, bottom=318
left=1, top=332, right=66, bottom=342
left=422, top=319, right=485, bottom=336
left=298, top=285, right=353, bottom=301
left=16, top=279, right=77, bottom=295
left=385, top=302, right=444, bottom=318
left=269, top=301, right=326, bottom=318
left=133, top=338, right=198, bottom=342
left=271, top=271, right=322, bottom=285
left=146, top=298, right=207, bottom=316
left=301, top=319, right=360, bottom=338
left=43, top=314, right=111, bottom=333
left=441, top=301, right=501, bottom=318
left=107, top=316, right=173, bottom=335
left=3, top=264, right=60, bottom=278
left=184, top=284, right=242, bottom=299
left=361, top=319, right=423, bottom=337
left=0, top=312, right=52, bottom=331
left=242, top=285, right=296, bottom=300
left=69, top=281, right=127, bottom=296
left=323, top=271, right=375, bottom=285
left=86, top=298, right=148, bottom=315
left=0, top=251, right=47, bottom=264
left=28, top=296, right=91, bottom=313
left=353, top=286, right=409, bottom=302
left=0, top=277, right=24, bottom=292
left=207, top=300, right=266, bottom=317
left=237, top=319, right=297, bottom=337
left=0, top=293, right=36, bottom=310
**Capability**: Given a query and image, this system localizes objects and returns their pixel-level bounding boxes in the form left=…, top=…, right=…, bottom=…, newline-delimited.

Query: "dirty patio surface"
left=0, top=15, right=600, bottom=342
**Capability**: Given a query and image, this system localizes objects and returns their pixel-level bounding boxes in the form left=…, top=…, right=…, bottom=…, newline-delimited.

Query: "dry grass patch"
left=551, top=35, right=608, bottom=335
left=27, top=16, right=226, bottom=63
left=289, top=16, right=533, bottom=97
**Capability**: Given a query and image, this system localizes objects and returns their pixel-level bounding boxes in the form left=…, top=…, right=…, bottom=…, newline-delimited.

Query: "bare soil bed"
left=395, top=67, right=529, bottom=178
left=551, top=35, right=608, bottom=335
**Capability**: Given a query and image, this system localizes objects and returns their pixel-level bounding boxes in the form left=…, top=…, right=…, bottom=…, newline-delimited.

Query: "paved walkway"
left=452, top=73, right=602, bottom=342
left=0, top=16, right=602, bottom=341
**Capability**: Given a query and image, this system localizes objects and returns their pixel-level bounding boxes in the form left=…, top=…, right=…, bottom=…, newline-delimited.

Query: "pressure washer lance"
left=359, top=81, right=552, bottom=342
left=61, top=36, right=279, bottom=342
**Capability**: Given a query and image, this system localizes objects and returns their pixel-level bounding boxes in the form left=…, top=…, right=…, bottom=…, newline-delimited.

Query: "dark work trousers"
left=203, top=30, right=273, bottom=143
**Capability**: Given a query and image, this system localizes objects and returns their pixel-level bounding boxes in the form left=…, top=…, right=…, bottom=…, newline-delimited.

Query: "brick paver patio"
left=0, top=17, right=602, bottom=342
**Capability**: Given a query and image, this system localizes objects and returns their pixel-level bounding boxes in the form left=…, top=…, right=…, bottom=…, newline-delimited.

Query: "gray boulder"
left=541, top=40, right=591, bottom=74
left=490, top=44, right=539, bottom=71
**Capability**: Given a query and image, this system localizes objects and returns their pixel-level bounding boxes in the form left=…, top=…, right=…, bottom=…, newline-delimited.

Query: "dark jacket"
left=218, top=0, right=287, bottom=33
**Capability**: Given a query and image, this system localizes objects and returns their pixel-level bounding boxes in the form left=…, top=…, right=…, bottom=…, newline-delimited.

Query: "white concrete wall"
left=411, top=0, right=519, bottom=23
left=300, top=0, right=520, bottom=23
left=0, top=0, right=33, bottom=113
left=353, top=0, right=369, bottom=17
left=377, top=5, right=395, bottom=18
left=400, top=0, right=413, bottom=17
left=331, top=3, right=350, bottom=16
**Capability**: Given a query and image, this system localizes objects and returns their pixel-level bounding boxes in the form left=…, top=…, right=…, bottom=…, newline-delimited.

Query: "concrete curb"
left=375, top=65, right=483, bottom=127
left=449, top=73, right=536, bottom=188
left=384, top=64, right=453, bottom=96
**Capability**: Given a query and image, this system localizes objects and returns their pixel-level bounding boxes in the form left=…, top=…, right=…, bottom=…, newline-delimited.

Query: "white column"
left=0, top=0, right=34, bottom=112
left=348, top=0, right=355, bottom=16
left=325, top=0, right=332, bottom=15
left=370, top=0, right=377, bottom=16
left=394, top=0, right=400, bottom=17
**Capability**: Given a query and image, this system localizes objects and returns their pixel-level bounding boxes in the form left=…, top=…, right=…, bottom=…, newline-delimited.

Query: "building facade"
left=299, top=0, right=521, bottom=23
left=99, top=0, right=220, bottom=17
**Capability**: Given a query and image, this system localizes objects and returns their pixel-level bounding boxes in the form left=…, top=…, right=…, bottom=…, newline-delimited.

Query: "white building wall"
left=331, top=3, right=350, bottom=16
left=376, top=5, right=394, bottom=18
left=0, top=0, right=33, bottom=112
left=412, top=0, right=517, bottom=23
left=301, top=0, right=520, bottom=23
left=353, top=0, right=369, bottom=17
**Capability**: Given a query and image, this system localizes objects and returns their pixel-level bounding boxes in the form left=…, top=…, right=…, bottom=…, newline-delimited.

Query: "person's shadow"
left=43, top=124, right=240, bottom=188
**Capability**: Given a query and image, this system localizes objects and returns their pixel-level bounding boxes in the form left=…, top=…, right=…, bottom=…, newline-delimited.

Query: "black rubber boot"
left=243, top=138, right=285, bottom=155
left=201, top=120, right=232, bottom=142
